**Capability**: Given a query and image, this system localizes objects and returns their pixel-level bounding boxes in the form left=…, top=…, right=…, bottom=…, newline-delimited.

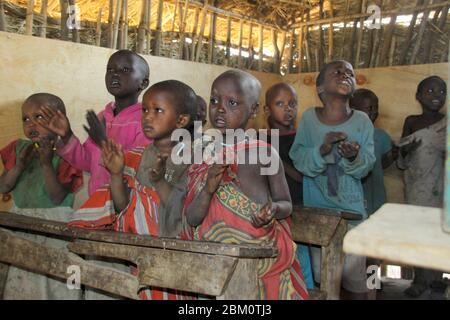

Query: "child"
left=350, top=88, right=397, bottom=216
left=70, top=80, right=198, bottom=299
left=38, top=50, right=151, bottom=196
left=289, top=61, right=376, bottom=299
left=183, top=70, right=309, bottom=300
left=264, top=82, right=314, bottom=290
left=196, top=95, right=207, bottom=126
left=398, top=76, right=447, bottom=298
left=0, top=93, right=83, bottom=299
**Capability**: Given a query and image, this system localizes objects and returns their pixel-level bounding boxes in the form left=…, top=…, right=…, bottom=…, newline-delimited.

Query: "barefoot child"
left=398, top=76, right=447, bottom=298
left=183, top=70, right=309, bottom=300
left=70, top=80, right=198, bottom=299
left=289, top=61, right=375, bottom=299
left=38, top=50, right=151, bottom=196
left=0, top=93, right=83, bottom=299
left=350, top=88, right=397, bottom=216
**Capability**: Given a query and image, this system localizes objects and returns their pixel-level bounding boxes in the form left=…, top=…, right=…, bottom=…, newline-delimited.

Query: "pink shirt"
left=58, top=102, right=152, bottom=196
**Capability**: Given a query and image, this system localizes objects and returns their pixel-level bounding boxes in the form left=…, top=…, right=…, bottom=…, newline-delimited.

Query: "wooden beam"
left=95, top=7, right=102, bottom=46
left=189, top=7, right=200, bottom=61
left=247, top=23, right=254, bottom=69
left=297, top=26, right=304, bottom=73
left=409, top=0, right=432, bottom=64
left=399, top=0, right=424, bottom=65
left=107, top=0, right=114, bottom=48
left=258, top=24, right=264, bottom=71
left=208, top=11, right=216, bottom=63
left=178, top=0, right=189, bottom=59
left=423, top=0, right=445, bottom=63
left=388, top=35, right=396, bottom=66
left=69, top=0, right=80, bottom=43
left=318, top=0, right=325, bottom=69
left=171, top=0, right=179, bottom=32
left=0, top=0, right=6, bottom=32
left=237, top=19, right=244, bottom=68
left=146, top=0, right=152, bottom=55
left=153, top=0, right=164, bottom=56
left=379, top=14, right=397, bottom=66
left=112, top=0, right=122, bottom=49
left=272, top=28, right=280, bottom=73
left=39, top=0, right=48, bottom=38
left=225, top=15, right=231, bottom=66
left=194, top=0, right=208, bottom=62
left=354, top=0, right=367, bottom=68
left=338, top=0, right=351, bottom=59
left=25, top=0, right=35, bottom=36
left=120, top=0, right=129, bottom=49
left=327, top=0, right=334, bottom=63
left=137, top=0, right=148, bottom=53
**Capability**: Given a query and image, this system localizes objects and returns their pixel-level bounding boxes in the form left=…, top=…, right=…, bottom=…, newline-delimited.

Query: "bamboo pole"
left=279, top=31, right=286, bottom=72
left=379, top=14, right=397, bottom=67
left=0, top=0, right=6, bottom=32
left=399, top=0, right=424, bottom=65
left=388, top=35, right=396, bottom=66
left=107, top=0, right=114, bottom=48
left=348, top=0, right=360, bottom=65
left=247, top=23, right=254, bottom=69
left=272, top=28, right=280, bottom=73
left=354, top=0, right=367, bottom=68
left=154, top=0, right=164, bottom=56
left=297, top=27, right=304, bottom=73
left=208, top=11, right=216, bottom=63
left=327, top=0, right=334, bottom=63
left=318, top=0, right=325, bottom=69
left=146, top=0, right=152, bottom=55
left=286, top=30, right=294, bottom=74
left=190, top=7, right=200, bottom=60
left=179, top=0, right=189, bottom=59
left=25, top=0, right=35, bottom=36
left=314, top=47, right=320, bottom=72
left=112, top=0, right=123, bottom=49
left=121, top=0, right=129, bottom=49
left=171, top=0, right=179, bottom=32
left=194, top=0, right=208, bottom=62
left=423, top=0, right=445, bottom=63
left=225, top=16, right=232, bottom=66
left=258, top=24, right=264, bottom=72
left=137, top=0, right=148, bottom=53
left=95, top=8, right=102, bottom=46
left=409, top=0, right=432, bottom=64
left=39, top=0, right=48, bottom=38
left=237, top=19, right=244, bottom=68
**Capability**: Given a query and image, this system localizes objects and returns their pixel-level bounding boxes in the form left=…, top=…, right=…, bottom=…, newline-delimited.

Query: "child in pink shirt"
left=38, top=50, right=152, bottom=195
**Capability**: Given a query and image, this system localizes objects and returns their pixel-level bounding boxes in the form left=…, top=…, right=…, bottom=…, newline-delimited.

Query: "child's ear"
left=176, top=114, right=190, bottom=128
left=140, top=78, right=150, bottom=91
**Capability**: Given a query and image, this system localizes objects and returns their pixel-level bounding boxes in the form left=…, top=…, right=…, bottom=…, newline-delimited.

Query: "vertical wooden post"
left=338, top=0, right=351, bottom=59
left=286, top=30, right=295, bottom=74
left=67, top=0, right=80, bottom=43
left=26, top=0, right=35, bottom=36
left=328, top=0, right=334, bottom=62
left=60, top=0, right=69, bottom=40
left=154, top=0, right=164, bottom=56
left=297, top=26, right=304, bottom=73
left=194, top=0, right=208, bottom=62
left=318, top=0, right=325, bottom=69
left=237, top=19, right=244, bottom=68
left=190, top=7, right=200, bottom=60
left=39, top=0, right=48, bottom=38
left=354, top=0, right=367, bottom=68
left=314, top=47, right=320, bottom=72
left=349, top=0, right=362, bottom=64
left=279, top=31, right=286, bottom=71
left=120, top=0, right=129, bottom=49
left=208, top=11, right=216, bottom=64
left=112, top=0, right=123, bottom=49
left=137, top=0, right=148, bottom=53
left=0, top=0, right=6, bottom=32
left=179, top=0, right=189, bottom=59
left=379, top=14, right=397, bottom=66
left=95, top=8, right=102, bottom=46
left=423, top=1, right=444, bottom=64
left=388, top=35, right=396, bottom=66
left=146, top=0, right=152, bottom=55
left=272, top=28, right=280, bottom=73
left=247, top=23, right=254, bottom=69
left=107, top=0, right=114, bottom=48
left=258, top=24, right=264, bottom=72
left=171, top=0, right=179, bottom=32
left=400, top=0, right=424, bottom=65
left=409, top=0, right=432, bottom=64
left=225, top=16, right=232, bottom=66
left=304, top=11, right=311, bottom=72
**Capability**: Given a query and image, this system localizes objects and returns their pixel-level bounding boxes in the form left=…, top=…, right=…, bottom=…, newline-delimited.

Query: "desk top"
left=343, top=203, right=450, bottom=272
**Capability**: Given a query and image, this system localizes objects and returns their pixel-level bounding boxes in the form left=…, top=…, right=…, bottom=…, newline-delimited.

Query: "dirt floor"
left=376, top=277, right=449, bottom=300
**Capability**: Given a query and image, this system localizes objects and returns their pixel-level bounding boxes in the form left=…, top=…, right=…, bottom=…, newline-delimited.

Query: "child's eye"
left=123, top=67, right=130, bottom=73
left=107, top=68, right=114, bottom=73
left=210, top=97, right=218, bottom=105
left=228, top=100, right=238, bottom=107
left=142, top=108, right=148, bottom=113
left=35, top=115, right=44, bottom=120
left=276, top=101, right=284, bottom=107
left=22, top=117, right=29, bottom=122
left=428, top=89, right=433, bottom=93
left=155, top=107, right=163, bottom=113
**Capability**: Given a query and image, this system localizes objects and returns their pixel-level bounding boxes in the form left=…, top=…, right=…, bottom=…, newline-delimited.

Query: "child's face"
left=197, top=100, right=207, bottom=125
left=320, top=61, right=356, bottom=98
left=265, top=88, right=298, bottom=128
left=105, top=54, right=147, bottom=99
left=141, top=89, right=182, bottom=140
left=352, top=97, right=378, bottom=123
left=22, top=101, right=57, bottom=142
left=417, top=79, right=447, bottom=112
left=209, top=76, right=257, bottom=133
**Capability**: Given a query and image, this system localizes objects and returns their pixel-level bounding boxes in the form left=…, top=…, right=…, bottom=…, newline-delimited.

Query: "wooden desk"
left=343, top=203, right=450, bottom=272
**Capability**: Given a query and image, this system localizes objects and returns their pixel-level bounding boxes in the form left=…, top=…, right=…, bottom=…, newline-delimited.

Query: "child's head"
left=416, top=76, right=447, bottom=112
left=264, top=82, right=298, bottom=129
left=350, top=88, right=379, bottom=124
left=141, top=80, right=197, bottom=140
left=196, top=95, right=207, bottom=126
left=105, top=50, right=150, bottom=99
left=209, top=70, right=261, bottom=133
left=316, top=60, right=356, bottom=103
left=22, top=93, right=66, bottom=142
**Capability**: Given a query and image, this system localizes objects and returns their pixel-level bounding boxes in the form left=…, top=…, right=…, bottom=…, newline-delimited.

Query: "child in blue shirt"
left=289, top=60, right=375, bottom=299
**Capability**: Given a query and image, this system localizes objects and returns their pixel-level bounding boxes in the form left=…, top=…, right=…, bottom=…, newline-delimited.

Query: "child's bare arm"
left=101, top=140, right=129, bottom=213
left=283, top=161, right=302, bottom=183
left=0, top=144, right=36, bottom=193
left=37, top=138, right=70, bottom=204
left=186, top=164, right=228, bottom=227
left=265, top=155, right=292, bottom=221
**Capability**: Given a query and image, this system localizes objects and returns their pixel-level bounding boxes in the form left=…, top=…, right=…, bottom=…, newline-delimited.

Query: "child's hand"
left=84, top=110, right=107, bottom=147
left=36, top=137, right=55, bottom=166
left=320, top=132, right=347, bottom=156
left=17, top=144, right=36, bottom=171
left=148, top=153, right=169, bottom=182
left=251, top=200, right=276, bottom=228
left=206, top=164, right=229, bottom=194
left=37, top=105, right=72, bottom=140
left=338, top=141, right=360, bottom=160
left=101, top=139, right=124, bottom=175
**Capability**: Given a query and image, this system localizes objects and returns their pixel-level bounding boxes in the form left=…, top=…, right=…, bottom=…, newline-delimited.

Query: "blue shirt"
left=289, top=108, right=375, bottom=222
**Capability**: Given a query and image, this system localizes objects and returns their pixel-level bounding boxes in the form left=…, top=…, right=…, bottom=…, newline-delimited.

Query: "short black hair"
left=265, top=82, right=297, bottom=106
left=145, top=80, right=198, bottom=128
left=110, top=49, right=150, bottom=79
left=24, top=93, right=66, bottom=114
left=214, top=70, right=261, bottom=106
left=416, top=76, right=447, bottom=96
left=350, top=88, right=379, bottom=108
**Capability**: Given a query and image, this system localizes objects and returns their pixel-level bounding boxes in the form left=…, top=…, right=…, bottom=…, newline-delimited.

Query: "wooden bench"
left=291, top=206, right=361, bottom=300
left=0, top=211, right=277, bottom=299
